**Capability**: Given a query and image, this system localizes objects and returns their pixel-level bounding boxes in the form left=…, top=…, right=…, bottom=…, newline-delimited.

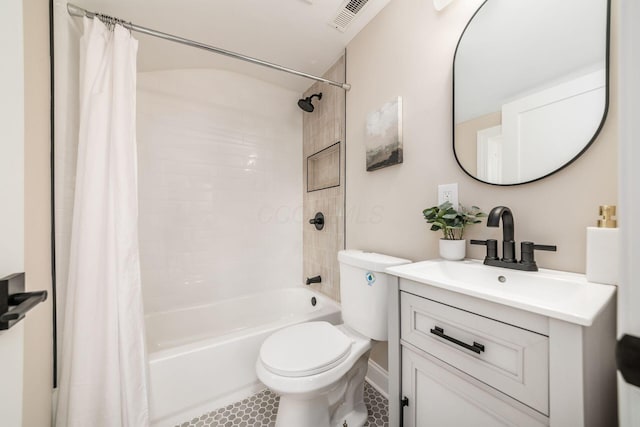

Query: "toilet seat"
left=259, top=321, right=352, bottom=377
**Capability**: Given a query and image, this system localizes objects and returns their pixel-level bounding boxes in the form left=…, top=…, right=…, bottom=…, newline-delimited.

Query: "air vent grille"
left=330, top=0, right=371, bottom=32
left=345, top=0, right=368, bottom=14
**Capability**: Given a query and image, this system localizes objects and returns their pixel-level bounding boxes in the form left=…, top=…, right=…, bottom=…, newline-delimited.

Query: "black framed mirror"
left=453, top=0, right=610, bottom=186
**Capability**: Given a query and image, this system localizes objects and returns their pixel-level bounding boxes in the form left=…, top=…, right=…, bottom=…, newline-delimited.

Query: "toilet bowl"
left=256, top=322, right=371, bottom=427
left=255, top=250, right=411, bottom=427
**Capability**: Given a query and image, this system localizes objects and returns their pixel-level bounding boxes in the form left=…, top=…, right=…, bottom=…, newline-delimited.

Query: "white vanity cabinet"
left=386, top=260, right=617, bottom=427
left=400, top=290, right=549, bottom=426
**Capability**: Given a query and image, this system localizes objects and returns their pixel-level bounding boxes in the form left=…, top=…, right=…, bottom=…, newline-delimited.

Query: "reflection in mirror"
left=453, top=0, right=609, bottom=185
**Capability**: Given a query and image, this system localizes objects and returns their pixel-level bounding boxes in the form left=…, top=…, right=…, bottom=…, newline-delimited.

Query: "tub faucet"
left=487, top=206, right=516, bottom=262
left=306, top=275, right=321, bottom=285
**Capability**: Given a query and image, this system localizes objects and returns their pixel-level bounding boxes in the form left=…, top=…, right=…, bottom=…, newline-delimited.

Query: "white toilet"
left=256, top=250, right=410, bottom=427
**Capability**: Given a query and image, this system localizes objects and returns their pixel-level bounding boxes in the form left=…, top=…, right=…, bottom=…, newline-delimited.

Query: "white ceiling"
left=73, top=0, right=390, bottom=92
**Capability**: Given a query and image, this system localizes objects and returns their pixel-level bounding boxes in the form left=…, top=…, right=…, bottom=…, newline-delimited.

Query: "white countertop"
left=386, top=259, right=616, bottom=326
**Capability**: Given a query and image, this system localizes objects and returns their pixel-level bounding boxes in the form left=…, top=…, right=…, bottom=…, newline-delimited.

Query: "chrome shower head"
left=297, top=93, right=322, bottom=112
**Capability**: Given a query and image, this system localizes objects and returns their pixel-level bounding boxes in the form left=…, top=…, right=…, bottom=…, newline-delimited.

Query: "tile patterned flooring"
left=177, top=382, right=389, bottom=427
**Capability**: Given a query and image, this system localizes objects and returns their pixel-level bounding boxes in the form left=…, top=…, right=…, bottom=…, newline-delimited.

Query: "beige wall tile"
left=303, top=57, right=346, bottom=302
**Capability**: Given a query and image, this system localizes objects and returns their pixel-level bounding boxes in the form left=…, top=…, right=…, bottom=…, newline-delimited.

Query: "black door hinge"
left=401, top=396, right=409, bottom=407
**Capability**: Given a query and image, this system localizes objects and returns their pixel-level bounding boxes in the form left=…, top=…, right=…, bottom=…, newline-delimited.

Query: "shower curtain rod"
left=66, top=3, right=351, bottom=91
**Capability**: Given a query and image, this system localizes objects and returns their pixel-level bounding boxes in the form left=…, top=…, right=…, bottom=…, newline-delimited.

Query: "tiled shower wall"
left=54, top=65, right=303, bottom=376
left=303, top=57, right=346, bottom=301
left=135, top=69, right=303, bottom=313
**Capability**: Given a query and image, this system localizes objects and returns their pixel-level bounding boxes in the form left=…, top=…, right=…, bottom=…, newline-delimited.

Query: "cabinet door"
left=402, top=347, right=547, bottom=427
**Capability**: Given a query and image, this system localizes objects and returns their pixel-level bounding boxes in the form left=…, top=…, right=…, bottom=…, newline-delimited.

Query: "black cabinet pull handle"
left=430, top=326, right=485, bottom=354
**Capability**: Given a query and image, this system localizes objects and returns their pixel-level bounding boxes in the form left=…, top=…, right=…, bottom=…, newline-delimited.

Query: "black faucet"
left=306, top=275, right=321, bottom=285
left=471, top=206, right=557, bottom=271
left=487, top=206, right=516, bottom=262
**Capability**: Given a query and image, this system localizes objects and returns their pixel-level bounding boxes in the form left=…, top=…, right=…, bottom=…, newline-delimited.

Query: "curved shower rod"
left=66, top=3, right=351, bottom=91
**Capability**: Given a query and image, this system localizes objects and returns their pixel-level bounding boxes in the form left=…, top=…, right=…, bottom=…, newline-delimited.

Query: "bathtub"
left=146, top=287, right=342, bottom=426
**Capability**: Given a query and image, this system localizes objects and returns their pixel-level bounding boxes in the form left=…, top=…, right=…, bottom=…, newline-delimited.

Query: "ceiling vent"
left=330, top=0, right=371, bottom=32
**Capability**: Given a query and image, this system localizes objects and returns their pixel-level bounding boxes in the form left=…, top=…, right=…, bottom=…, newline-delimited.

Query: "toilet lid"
left=260, top=322, right=352, bottom=377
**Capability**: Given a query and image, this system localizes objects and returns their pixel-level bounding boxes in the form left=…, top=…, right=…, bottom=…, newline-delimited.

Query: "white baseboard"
left=365, top=359, right=389, bottom=399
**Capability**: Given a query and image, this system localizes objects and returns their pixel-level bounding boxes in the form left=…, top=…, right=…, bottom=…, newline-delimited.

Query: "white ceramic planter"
left=439, top=239, right=466, bottom=261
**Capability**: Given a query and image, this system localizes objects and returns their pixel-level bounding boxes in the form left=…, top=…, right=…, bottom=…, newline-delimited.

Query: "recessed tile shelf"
left=307, top=141, right=341, bottom=192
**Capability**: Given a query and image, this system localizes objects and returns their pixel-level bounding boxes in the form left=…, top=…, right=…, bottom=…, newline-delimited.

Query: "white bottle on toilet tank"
left=338, top=250, right=411, bottom=341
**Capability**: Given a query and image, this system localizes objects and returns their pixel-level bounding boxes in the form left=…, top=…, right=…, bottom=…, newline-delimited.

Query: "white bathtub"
left=146, top=287, right=342, bottom=426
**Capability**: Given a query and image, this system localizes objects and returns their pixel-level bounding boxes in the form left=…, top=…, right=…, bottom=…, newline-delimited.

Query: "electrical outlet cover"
left=438, top=183, right=459, bottom=207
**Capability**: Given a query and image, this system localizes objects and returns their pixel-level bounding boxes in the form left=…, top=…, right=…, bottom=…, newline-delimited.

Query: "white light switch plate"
left=438, top=183, right=458, bottom=207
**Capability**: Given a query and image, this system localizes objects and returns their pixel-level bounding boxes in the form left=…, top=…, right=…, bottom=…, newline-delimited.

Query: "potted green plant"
left=422, top=201, right=486, bottom=260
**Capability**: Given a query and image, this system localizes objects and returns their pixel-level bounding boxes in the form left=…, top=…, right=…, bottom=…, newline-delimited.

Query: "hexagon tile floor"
left=176, top=381, right=389, bottom=427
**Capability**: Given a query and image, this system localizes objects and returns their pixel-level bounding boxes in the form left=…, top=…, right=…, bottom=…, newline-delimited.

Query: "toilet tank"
left=338, top=250, right=411, bottom=341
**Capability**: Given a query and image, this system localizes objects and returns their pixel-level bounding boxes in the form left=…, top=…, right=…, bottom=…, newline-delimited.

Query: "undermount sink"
left=385, top=259, right=616, bottom=326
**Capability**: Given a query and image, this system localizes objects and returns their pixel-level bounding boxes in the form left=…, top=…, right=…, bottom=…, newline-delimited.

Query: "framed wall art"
left=365, top=96, right=403, bottom=171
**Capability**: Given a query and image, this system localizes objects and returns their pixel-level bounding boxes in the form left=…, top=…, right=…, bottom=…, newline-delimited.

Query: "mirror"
left=453, top=0, right=609, bottom=185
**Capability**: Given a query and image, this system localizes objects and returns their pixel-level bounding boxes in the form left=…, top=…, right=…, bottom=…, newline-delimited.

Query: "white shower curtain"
left=56, top=17, right=149, bottom=427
